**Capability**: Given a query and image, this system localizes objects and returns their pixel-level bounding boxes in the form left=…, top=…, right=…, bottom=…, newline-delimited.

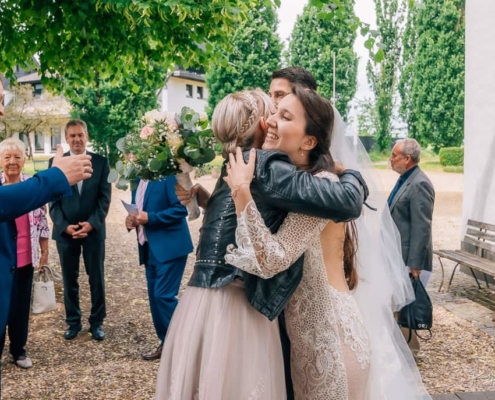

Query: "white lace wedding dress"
left=226, top=171, right=372, bottom=400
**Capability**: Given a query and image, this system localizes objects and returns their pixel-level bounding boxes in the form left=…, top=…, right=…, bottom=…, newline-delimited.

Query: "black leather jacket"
left=189, top=150, right=368, bottom=320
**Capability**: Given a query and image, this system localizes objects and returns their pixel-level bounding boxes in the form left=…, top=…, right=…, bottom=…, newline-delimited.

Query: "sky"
left=276, top=0, right=377, bottom=127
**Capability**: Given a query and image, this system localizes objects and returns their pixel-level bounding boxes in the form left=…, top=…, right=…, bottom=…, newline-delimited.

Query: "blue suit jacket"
left=131, top=176, right=193, bottom=265
left=0, top=168, right=71, bottom=334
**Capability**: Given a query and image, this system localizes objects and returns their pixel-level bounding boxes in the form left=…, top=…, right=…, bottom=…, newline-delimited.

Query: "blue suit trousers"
left=143, top=243, right=187, bottom=344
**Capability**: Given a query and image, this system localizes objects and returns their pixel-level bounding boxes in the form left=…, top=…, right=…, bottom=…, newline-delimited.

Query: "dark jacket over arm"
left=189, top=150, right=368, bottom=320
left=254, top=150, right=366, bottom=221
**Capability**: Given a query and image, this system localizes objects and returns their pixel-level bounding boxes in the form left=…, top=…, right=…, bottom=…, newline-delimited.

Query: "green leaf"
left=364, top=37, right=375, bottom=50
left=116, top=177, right=129, bottom=190
left=115, top=160, right=124, bottom=173
left=184, top=147, right=200, bottom=159
left=149, top=158, right=162, bottom=172
left=370, top=29, right=380, bottom=38
left=116, top=137, right=126, bottom=152
left=185, top=136, right=199, bottom=146
left=374, top=48, right=385, bottom=63
left=107, top=169, right=118, bottom=183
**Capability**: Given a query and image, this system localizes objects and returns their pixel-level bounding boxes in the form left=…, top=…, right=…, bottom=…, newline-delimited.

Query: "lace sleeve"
left=225, top=199, right=328, bottom=279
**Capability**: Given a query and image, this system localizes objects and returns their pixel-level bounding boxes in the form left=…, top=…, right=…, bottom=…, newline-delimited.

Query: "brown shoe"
left=141, top=345, right=163, bottom=361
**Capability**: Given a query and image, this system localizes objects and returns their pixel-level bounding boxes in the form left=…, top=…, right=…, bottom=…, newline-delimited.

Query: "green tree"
left=398, top=0, right=418, bottom=139
left=399, top=0, right=465, bottom=151
left=0, top=0, right=276, bottom=90
left=206, top=4, right=282, bottom=112
left=356, top=98, right=379, bottom=137
left=286, top=3, right=358, bottom=120
left=69, top=76, right=159, bottom=165
left=367, top=0, right=404, bottom=151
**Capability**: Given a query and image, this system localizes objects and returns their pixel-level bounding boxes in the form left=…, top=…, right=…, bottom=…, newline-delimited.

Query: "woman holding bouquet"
left=155, top=89, right=368, bottom=399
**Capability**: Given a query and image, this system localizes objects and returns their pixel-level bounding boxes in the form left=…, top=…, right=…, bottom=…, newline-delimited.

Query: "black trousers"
left=56, top=239, right=106, bottom=328
left=0, top=264, right=34, bottom=359
left=278, top=310, right=294, bottom=400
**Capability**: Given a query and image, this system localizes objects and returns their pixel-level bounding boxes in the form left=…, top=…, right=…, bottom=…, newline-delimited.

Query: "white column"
left=463, top=0, right=495, bottom=229
left=44, top=133, right=51, bottom=155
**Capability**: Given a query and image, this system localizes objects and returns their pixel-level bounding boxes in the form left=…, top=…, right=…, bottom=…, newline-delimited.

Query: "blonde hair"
left=212, top=89, right=271, bottom=159
left=0, top=138, right=26, bottom=160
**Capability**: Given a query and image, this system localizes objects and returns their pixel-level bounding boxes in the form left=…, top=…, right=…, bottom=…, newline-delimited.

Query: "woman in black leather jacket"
left=156, top=89, right=368, bottom=400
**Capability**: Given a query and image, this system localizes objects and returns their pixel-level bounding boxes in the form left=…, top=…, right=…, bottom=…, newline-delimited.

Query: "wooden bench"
left=434, top=219, right=495, bottom=292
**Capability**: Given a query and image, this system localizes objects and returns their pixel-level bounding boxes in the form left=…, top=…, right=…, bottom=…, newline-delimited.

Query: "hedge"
left=439, top=147, right=464, bottom=166
left=443, top=165, right=464, bottom=173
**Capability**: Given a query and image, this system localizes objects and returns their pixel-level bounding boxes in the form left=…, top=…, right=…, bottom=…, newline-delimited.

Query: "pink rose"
left=140, top=125, right=154, bottom=139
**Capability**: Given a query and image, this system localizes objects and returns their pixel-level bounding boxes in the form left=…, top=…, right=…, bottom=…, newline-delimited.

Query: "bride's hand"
left=223, top=147, right=256, bottom=191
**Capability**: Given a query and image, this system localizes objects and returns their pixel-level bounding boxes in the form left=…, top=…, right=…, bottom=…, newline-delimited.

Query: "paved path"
left=433, top=392, right=495, bottom=399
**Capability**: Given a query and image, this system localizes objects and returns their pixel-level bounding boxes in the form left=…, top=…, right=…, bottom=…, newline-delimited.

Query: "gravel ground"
left=3, top=170, right=495, bottom=399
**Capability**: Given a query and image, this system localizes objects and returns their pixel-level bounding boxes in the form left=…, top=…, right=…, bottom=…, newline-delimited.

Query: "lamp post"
left=332, top=51, right=336, bottom=106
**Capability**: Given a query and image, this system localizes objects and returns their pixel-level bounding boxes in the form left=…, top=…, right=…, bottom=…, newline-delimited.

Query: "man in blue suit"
left=125, top=176, right=193, bottom=360
left=0, top=78, right=93, bottom=390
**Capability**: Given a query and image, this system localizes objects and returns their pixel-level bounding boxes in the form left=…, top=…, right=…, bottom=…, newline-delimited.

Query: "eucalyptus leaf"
left=184, top=147, right=201, bottom=159
left=107, top=169, right=119, bottom=183
left=116, top=177, right=129, bottom=190
left=185, top=136, right=200, bottom=146
left=149, top=158, right=162, bottom=172
left=116, top=137, right=127, bottom=152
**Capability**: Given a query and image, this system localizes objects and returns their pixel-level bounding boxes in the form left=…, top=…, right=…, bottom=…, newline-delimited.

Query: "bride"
left=224, top=86, right=431, bottom=399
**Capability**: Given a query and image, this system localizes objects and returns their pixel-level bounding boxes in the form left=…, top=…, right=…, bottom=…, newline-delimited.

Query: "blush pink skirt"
left=155, top=282, right=286, bottom=400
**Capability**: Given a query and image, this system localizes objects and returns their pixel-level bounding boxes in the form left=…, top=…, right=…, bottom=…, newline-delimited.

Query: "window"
left=34, top=84, right=43, bottom=97
left=51, top=127, right=61, bottom=150
left=197, top=86, right=204, bottom=99
left=18, top=133, right=30, bottom=157
left=35, top=132, right=44, bottom=152
left=186, top=84, right=193, bottom=98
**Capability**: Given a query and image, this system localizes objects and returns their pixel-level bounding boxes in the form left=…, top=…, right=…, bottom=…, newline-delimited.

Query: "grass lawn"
left=0, top=156, right=52, bottom=176
left=209, top=155, right=225, bottom=168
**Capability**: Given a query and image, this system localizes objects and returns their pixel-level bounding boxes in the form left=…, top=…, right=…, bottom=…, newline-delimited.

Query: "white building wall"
left=161, top=77, right=208, bottom=114
left=463, top=0, right=495, bottom=229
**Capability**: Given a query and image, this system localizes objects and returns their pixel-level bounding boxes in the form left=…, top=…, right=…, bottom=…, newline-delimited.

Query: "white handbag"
left=31, top=265, right=61, bottom=314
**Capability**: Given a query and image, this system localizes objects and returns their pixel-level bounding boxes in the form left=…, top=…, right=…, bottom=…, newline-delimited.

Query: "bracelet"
left=231, top=183, right=250, bottom=200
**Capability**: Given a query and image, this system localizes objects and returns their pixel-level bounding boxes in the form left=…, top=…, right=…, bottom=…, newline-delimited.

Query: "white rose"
left=144, top=109, right=168, bottom=124
left=166, top=132, right=184, bottom=156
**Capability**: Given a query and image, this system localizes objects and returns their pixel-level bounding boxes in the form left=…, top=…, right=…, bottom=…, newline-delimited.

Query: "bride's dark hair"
left=292, top=85, right=359, bottom=290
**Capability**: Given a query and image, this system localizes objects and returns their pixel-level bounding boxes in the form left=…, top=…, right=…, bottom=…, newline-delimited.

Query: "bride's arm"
left=224, top=147, right=327, bottom=278
left=225, top=199, right=327, bottom=279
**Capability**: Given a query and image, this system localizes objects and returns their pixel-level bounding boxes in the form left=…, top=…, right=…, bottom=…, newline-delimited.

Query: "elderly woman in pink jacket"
left=0, top=138, right=49, bottom=369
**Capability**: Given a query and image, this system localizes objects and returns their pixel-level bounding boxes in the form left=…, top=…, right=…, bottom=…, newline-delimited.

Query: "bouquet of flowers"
left=108, top=107, right=220, bottom=220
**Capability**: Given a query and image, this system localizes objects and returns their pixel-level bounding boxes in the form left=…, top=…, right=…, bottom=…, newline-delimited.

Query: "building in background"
left=1, top=67, right=208, bottom=157
left=159, top=68, right=208, bottom=114
left=463, top=0, right=495, bottom=228
left=1, top=67, right=71, bottom=156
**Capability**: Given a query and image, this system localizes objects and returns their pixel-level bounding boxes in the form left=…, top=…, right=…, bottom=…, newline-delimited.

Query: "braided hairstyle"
left=212, top=89, right=271, bottom=159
